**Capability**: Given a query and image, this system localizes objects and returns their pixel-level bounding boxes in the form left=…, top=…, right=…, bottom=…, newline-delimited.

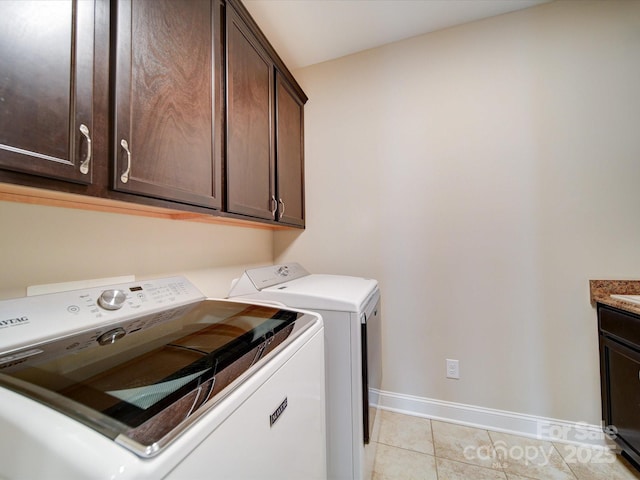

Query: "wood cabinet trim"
left=0, top=182, right=295, bottom=230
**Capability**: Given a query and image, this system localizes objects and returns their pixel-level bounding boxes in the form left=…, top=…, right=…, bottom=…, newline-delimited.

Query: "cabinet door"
left=600, top=336, right=640, bottom=461
left=226, top=4, right=275, bottom=220
left=275, top=73, right=305, bottom=227
left=0, top=0, right=94, bottom=184
left=113, top=0, right=222, bottom=209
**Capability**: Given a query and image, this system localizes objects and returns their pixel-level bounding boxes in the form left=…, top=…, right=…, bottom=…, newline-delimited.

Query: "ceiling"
left=243, top=0, right=551, bottom=70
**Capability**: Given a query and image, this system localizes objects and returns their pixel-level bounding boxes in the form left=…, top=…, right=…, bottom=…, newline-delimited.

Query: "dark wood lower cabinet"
left=598, top=305, right=640, bottom=466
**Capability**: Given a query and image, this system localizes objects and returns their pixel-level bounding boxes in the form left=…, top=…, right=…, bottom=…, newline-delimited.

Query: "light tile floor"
left=372, top=410, right=640, bottom=480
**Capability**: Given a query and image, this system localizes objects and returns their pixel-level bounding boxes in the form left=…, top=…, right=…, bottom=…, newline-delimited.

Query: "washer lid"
left=258, top=274, right=378, bottom=312
left=0, top=297, right=317, bottom=458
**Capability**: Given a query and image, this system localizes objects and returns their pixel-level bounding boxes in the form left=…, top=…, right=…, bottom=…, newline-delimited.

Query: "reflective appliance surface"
left=0, top=277, right=316, bottom=457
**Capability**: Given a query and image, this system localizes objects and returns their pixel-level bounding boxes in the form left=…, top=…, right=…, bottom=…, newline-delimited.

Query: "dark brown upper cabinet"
left=112, top=0, right=223, bottom=209
left=0, top=0, right=306, bottom=229
left=0, top=0, right=95, bottom=184
left=226, top=3, right=274, bottom=221
left=226, top=0, right=307, bottom=227
left=275, top=72, right=305, bottom=227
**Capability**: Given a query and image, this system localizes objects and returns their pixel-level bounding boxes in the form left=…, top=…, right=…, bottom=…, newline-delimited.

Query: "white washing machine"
left=228, top=263, right=382, bottom=480
left=0, top=276, right=326, bottom=479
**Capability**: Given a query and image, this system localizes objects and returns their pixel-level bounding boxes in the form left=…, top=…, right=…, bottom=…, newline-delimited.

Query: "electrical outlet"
left=446, top=359, right=460, bottom=379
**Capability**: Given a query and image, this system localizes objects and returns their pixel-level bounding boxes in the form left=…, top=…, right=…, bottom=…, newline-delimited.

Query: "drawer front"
left=599, top=305, right=640, bottom=348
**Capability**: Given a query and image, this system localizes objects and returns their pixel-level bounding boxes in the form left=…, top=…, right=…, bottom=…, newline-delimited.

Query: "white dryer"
left=229, top=263, right=382, bottom=480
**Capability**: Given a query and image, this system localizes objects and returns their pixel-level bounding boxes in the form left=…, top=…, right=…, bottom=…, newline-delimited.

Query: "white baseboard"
left=374, top=389, right=614, bottom=449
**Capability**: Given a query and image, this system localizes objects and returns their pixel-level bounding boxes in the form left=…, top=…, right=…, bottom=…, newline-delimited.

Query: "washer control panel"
left=0, top=276, right=205, bottom=356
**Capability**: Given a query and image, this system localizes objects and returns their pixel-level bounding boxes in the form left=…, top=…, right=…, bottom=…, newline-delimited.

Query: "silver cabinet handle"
left=120, top=139, right=131, bottom=183
left=79, top=124, right=91, bottom=174
left=278, top=198, right=285, bottom=219
left=270, top=195, right=277, bottom=219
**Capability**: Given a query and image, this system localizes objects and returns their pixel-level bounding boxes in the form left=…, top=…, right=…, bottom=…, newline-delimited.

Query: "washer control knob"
left=98, top=289, right=127, bottom=310
left=276, top=265, right=289, bottom=277
left=97, top=328, right=126, bottom=346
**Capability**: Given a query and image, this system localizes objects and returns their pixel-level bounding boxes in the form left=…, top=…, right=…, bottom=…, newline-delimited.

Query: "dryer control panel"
left=230, top=263, right=310, bottom=295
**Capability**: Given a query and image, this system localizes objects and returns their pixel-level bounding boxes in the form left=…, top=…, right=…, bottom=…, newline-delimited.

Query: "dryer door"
left=361, top=294, right=382, bottom=443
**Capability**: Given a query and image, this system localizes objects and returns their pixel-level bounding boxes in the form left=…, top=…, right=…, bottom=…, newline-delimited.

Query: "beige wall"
left=276, top=0, right=640, bottom=424
left=0, top=201, right=273, bottom=299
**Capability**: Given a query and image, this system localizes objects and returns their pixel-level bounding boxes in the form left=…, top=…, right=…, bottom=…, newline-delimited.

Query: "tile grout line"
left=376, top=439, right=437, bottom=457
left=487, top=429, right=509, bottom=477
left=432, top=419, right=512, bottom=479
left=486, top=429, right=509, bottom=479
left=550, top=441, right=580, bottom=480
left=487, top=428, right=579, bottom=480
left=487, top=428, right=544, bottom=480
left=430, top=418, right=440, bottom=480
